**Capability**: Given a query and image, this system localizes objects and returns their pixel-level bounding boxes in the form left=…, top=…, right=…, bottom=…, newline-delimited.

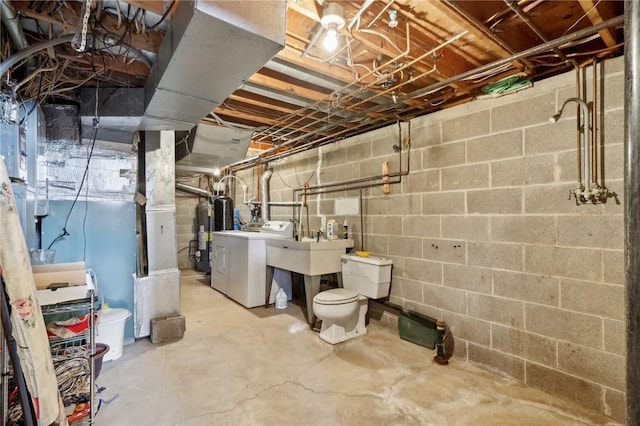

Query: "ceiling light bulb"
left=324, top=27, right=339, bottom=51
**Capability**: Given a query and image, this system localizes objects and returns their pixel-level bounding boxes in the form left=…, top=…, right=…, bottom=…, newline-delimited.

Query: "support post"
left=625, top=1, right=640, bottom=424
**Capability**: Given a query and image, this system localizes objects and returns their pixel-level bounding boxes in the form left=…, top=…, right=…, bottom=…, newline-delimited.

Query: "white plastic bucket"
left=97, top=308, right=131, bottom=361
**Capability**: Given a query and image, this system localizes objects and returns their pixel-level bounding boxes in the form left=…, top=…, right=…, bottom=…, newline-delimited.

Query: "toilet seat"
left=314, top=288, right=359, bottom=305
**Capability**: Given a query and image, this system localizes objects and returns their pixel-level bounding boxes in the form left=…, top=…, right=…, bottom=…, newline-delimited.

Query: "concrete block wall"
left=236, top=56, right=626, bottom=421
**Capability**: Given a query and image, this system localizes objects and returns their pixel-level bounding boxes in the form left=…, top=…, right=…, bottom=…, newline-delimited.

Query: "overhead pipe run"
left=175, top=182, right=210, bottom=198
left=291, top=121, right=411, bottom=248
left=241, top=26, right=458, bottom=164
left=261, top=168, right=273, bottom=222
left=505, top=0, right=579, bottom=69
left=229, top=14, right=624, bottom=172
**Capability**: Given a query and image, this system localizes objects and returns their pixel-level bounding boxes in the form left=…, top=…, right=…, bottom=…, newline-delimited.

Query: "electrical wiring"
left=562, top=0, right=602, bottom=36
left=461, top=62, right=514, bottom=83
left=18, top=70, right=43, bottom=126
left=144, top=0, right=176, bottom=33
left=47, top=118, right=100, bottom=250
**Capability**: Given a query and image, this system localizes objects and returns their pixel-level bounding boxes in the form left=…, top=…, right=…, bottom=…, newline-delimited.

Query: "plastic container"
left=398, top=311, right=436, bottom=349
left=233, top=208, right=241, bottom=230
left=342, top=219, right=348, bottom=240
left=29, top=249, right=55, bottom=265
left=97, top=308, right=131, bottom=361
left=327, top=220, right=338, bottom=239
left=93, top=343, right=110, bottom=378
left=275, top=287, right=288, bottom=309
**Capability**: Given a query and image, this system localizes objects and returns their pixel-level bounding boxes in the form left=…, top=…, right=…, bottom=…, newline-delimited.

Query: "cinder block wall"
left=236, top=56, right=625, bottom=421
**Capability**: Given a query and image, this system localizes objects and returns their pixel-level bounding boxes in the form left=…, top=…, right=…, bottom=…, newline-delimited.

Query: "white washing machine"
left=211, top=221, right=292, bottom=308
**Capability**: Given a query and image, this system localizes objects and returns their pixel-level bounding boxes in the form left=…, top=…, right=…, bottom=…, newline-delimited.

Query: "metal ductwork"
left=261, top=168, right=273, bottom=221
left=175, top=182, right=210, bottom=197
left=139, top=0, right=286, bottom=130
left=80, top=88, right=145, bottom=143
left=175, top=123, right=254, bottom=174
left=1, top=0, right=28, bottom=51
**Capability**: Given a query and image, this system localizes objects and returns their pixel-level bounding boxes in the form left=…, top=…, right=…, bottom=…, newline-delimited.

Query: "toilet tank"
left=341, top=254, right=392, bottom=299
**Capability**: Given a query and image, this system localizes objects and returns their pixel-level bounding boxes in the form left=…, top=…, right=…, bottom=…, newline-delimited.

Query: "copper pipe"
left=229, top=14, right=624, bottom=171
left=599, top=61, right=606, bottom=187
left=575, top=68, right=583, bottom=189
left=592, top=59, right=598, bottom=187
left=366, top=0, right=396, bottom=29
left=505, top=0, right=579, bottom=69
left=254, top=22, right=413, bottom=144
left=255, top=25, right=467, bottom=146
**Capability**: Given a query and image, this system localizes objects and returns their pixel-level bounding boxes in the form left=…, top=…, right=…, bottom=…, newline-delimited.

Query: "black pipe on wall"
left=625, top=1, right=640, bottom=424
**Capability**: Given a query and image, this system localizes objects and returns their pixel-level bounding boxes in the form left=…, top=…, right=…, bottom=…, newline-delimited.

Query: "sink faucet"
left=316, top=230, right=325, bottom=242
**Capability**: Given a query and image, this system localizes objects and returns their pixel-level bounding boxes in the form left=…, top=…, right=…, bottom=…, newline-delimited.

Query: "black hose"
left=145, top=0, right=176, bottom=32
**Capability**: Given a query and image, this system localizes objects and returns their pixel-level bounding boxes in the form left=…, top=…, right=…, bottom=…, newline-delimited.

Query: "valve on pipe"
left=433, top=320, right=450, bottom=365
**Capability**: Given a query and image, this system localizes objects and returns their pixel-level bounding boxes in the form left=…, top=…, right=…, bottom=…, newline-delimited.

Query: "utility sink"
left=266, top=238, right=354, bottom=276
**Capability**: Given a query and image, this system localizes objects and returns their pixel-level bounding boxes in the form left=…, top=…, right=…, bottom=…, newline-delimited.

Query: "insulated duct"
left=261, top=168, right=273, bottom=221
left=140, top=0, right=286, bottom=130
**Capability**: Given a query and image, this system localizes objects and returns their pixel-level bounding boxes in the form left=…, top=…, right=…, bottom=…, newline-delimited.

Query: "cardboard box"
left=33, top=262, right=93, bottom=306
left=32, top=262, right=86, bottom=290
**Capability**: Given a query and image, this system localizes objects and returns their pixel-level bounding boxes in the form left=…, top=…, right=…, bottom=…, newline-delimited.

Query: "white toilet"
left=312, top=254, right=392, bottom=344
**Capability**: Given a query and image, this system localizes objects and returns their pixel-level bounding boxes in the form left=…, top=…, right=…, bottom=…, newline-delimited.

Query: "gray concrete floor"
left=95, top=272, right=621, bottom=426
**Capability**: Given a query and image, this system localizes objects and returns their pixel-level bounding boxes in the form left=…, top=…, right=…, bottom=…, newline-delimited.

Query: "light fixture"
left=388, top=10, right=398, bottom=28
left=321, top=3, right=345, bottom=52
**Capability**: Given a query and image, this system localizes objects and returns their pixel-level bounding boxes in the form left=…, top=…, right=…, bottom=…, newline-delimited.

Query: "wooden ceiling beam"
left=225, top=97, right=339, bottom=130
left=445, top=1, right=534, bottom=72
left=55, top=52, right=150, bottom=78
left=286, top=1, right=322, bottom=23
left=228, top=91, right=301, bottom=115
left=577, top=0, right=619, bottom=51
left=248, top=70, right=333, bottom=104
left=213, top=105, right=284, bottom=127
left=276, top=46, right=362, bottom=85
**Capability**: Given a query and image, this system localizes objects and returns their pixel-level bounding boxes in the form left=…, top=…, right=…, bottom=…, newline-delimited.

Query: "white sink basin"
left=266, top=238, right=354, bottom=275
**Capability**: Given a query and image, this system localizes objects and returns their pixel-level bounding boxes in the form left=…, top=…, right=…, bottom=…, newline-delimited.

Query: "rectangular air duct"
left=175, top=123, right=253, bottom=174
left=139, top=0, right=286, bottom=130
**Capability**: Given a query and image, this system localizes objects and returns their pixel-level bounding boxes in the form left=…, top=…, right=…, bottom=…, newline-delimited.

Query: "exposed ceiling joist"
left=0, top=0, right=626, bottom=171
left=578, top=0, right=620, bottom=51
left=12, top=0, right=163, bottom=53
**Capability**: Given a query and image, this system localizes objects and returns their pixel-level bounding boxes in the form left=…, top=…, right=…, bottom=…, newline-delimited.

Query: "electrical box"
left=0, top=121, right=23, bottom=180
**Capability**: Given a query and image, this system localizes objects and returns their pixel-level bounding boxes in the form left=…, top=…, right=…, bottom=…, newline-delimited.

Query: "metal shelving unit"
left=1, top=289, right=96, bottom=426
left=41, top=291, right=96, bottom=425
